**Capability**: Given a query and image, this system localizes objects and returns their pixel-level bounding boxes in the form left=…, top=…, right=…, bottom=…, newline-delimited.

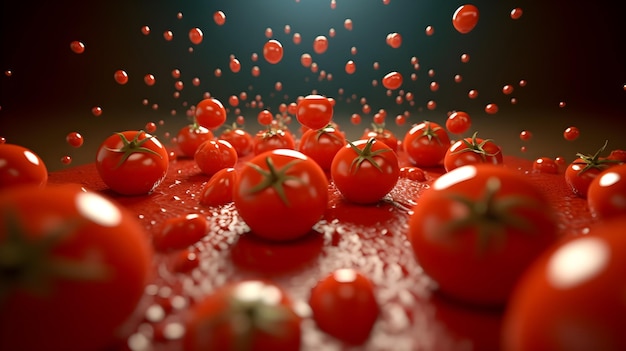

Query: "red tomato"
left=502, top=217, right=626, bottom=351
left=296, top=95, right=334, bottom=130
left=309, top=269, right=380, bottom=345
left=233, top=149, right=328, bottom=241
left=152, top=213, right=208, bottom=252
left=403, top=121, right=451, bottom=167
left=407, top=164, right=558, bottom=306
left=565, top=141, right=621, bottom=198
left=445, top=111, right=472, bottom=134
left=194, top=139, right=238, bottom=176
left=253, top=128, right=296, bottom=155
left=587, top=164, right=626, bottom=219
left=220, top=127, right=254, bottom=157
left=199, top=167, right=238, bottom=207
left=532, top=157, right=559, bottom=174
left=0, top=185, right=152, bottom=351
left=0, top=143, right=48, bottom=189
left=184, top=280, right=301, bottom=351
left=95, top=130, right=169, bottom=195
left=331, top=138, right=400, bottom=205
left=443, top=132, right=503, bottom=172
left=382, top=71, right=403, bottom=90
left=176, top=123, right=214, bottom=157
left=298, top=125, right=346, bottom=171
left=361, top=126, right=399, bottom=152
left=399, top=166, right=427, bottom=181
left=263, top=39, right=284, bottom=64
left=452, top=4, right=480, bottom=34
left=195, top=98, right=227, bottom=129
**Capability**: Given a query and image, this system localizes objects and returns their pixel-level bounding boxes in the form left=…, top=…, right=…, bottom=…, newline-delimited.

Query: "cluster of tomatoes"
left=2, top=93, right=626, bottom=350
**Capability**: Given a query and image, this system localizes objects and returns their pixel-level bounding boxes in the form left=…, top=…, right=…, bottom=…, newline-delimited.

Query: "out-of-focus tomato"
left=0, top=143, right=48, bottom=189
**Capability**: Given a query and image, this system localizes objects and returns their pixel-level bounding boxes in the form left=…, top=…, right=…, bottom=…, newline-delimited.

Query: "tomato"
left=199, top=167, right=238, bottom=207
left=152, top=213, right=208, bottom=252
left=95, top=130, right=169, bottom=195
left=309, top=269, right=379, bottom=345
left=399, top=166, right=427, bottom=181
left=195, top=98, right=227, bottom=129
left=296, top=95, right=334, bottom=130
left=587, top=164, right=626, bottom=219
left=407, top=164, right=558, bottom=306
left=361, top=125, right=399, bottom=152
left=0, top=143, right=48, bottom=189
left=233, top=149, right=328, bottom=241
left=443, top=132, right=503, bottom=172
left=403, top=121, right=451, bottom=167
left=253, top=128, right=296, bottom=155
left=297, top=125, right=346, bottom=171
left=183, top=280, right=301, bottom=351
left=220, top=126, right=254, bottom=157
left=532, top=157, right=559, bottom=174
left=502, top=217, right=626, bottom=351
left=0, top=185, right=152, bottom=351
left=331, top=138, right=400, bottom=205
left=382, top=71, right=403, bottom=90
left=445, top=111, right=472, bottom=135
left=194, top=139, right=238, bottom=176
left=565, top=141, right=622, bottom=198
left=176, top=123, right=214, bottom=157
left=263, top=39, right=284, bottom=64
left=452, top=4, right=480, bottom=34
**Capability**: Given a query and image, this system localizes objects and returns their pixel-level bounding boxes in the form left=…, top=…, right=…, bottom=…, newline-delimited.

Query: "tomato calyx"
left=348, top=138, right=390, bottom=174
left=572, top=140, right=620, bottom=175
left=246, top=157, right=303, bottom=206
left=0, top=211, right=110, bottom=301
left=443, top=177, right=537, bottom=254
left=420, top=120, right=444, bottom=145
left=452, top=132, right=500, bottom=161
left=315, top=124, right=342, bottom=142
left=106, top=131, right=163, bottom=168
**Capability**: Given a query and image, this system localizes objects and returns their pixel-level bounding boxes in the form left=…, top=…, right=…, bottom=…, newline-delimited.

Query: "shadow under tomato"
left=230, top=230, right=324, bottom=275
left=325, top=197, right=400, bottom=228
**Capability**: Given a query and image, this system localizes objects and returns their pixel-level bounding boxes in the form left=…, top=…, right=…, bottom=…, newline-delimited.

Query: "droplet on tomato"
left=70, top=40, right=85, bottom=54
left=382, top=71, right=403, bottom=90
left=263, top=39, right=284, bottom=64
left=452, top=4, right=479, bottom=34
left=563, top=126, right=580, bottom=141
left=114, top=70, right=129, bottom=85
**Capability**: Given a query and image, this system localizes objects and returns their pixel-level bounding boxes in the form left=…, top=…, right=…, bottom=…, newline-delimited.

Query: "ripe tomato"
left=297, top=125, right=346, bottom=171
left=152, top=213, right=208, bottom=252
left=403, top=121, right=451, bottom=167
left=309, top=269, right=379, bottom=345
left=95, top=130, right=169, bottom=195
left=331, top=138, right=400, bottom=205
left=399, top=166, right=427, bottom=181
left=532, top=157, right=559, bottom=174
left=296, top=94, right=334, bottom=130
left=194, top=139, right=238, bottom=176
left=233, top=149, right=328, bottom=241
left=0, top=143, right=48, bottom=189
left=176, top=123, right=214, bottom=157
left=0, top=185, right=152, bottom=351
left=443, top=132, right=503, bottom=172
left=183, top=280, right=301, bottom=351
left=199, top=167, right=238, bottom=207
left=502, top=217, right=626, bottom=351
left=565, top=141, right=621, bottom=198
left=452, top=4, right=480, bottom=34
left=220, top=126, right=254, bottom=157
left=587, top=164, right=626, bottom=219
left=407, top=164, right=558, bottom=306
left=195, top=97, right=227, bottom=129
left=253, top=128, right=296, bottom=155
left=445, top=111, right=472, bottom=135
left=361, top=125, right=399, bottom=152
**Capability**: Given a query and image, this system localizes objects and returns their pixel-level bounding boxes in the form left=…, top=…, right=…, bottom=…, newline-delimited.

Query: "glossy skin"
left=0, top=143, right=48, bottom=189
left=331, top=138, right=400, bottom=205
left=263, top=39, right=284, bottom=64
left=408, top=164, right=558, bottom=306
left=0, top=185, right=152, bottom=351
left=195, top=98, right=227, bottom=129
left=361, top=126, right=399, bottom=152
left=199, top=167, right=239, bottom=207
left=309, top=269, right=380, bottom=345
left=296, top=95, right=334, bottom=130
left=502, top=217, right=626, bottom=351
left=297, top=126, right=346, bottom=171
left=452, top=4, right=480, bottom=34
left=96, top=131, right=169, bottom=195
left=403, top=121, right=451, bottom=167
left=176, top=123, right=214, bottom=157
left=564, top=143, right=622, bottom=198
left=233, top=149, right=328, bottom=241
left=253, top=128, right=296, bottom=155
left=184, top=280, right=302, bottom=351
left=587, top=164, right=626, bottom=219
left=194, top=140, right=238, bottom=176
left=152, top=213, right=208, bottom=252
left=445, top=111, right=472, bottom=134
left=220, top=127, right=254, bottom=157
left=443, top=133, right=503, bottom=172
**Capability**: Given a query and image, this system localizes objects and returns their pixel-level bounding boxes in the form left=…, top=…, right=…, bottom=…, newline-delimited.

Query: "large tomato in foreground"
left=96, top=130, right=169, bottom=195
left=502, top=217, right=626, bottom=351
left=0, top=185, right=153, bottom=351
left=233, top=149, right=328, bottom=241
left=407, top=164, right=558, bottom=306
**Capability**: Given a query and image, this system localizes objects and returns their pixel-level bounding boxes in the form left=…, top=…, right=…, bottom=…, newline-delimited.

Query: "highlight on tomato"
left=407, top=164, right=558, bottom=306
left=297, top=125, right=346, bottom=171
left=587, top=163, right=626, bottom=219
left=564, top=140, right=622, bottom=198
left=452, top=4, right=480, bottom=34
left=95, top=130, right=169, bottom=195
left=220, top=126, right=254, bottom=157
left=0, top=143, right=48, bottom=189
left=194, top=139, right=238, bottom=176
left=330, top=138, right=400, bottom=205
left=403, top=121, right=451, bottom=167
left=176, top=122, right=214, bottom=157
left=183, top=280, right=302, bottom=351
left=443, top=132, right=503, bottom=172
left=0, top=184, right=153, bottom=351
left=195, top=97, right=227, bottom=129
left=296, top=94, right=334, bottom=130
left=233, top=149, right=328, bottom=241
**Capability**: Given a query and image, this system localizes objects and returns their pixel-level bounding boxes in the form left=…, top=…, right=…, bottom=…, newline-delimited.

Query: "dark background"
left=2, top=0, right=626, bottom=171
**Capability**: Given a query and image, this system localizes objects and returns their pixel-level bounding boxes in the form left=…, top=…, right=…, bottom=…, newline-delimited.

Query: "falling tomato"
left=452, top=4, right=480, bottom=34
